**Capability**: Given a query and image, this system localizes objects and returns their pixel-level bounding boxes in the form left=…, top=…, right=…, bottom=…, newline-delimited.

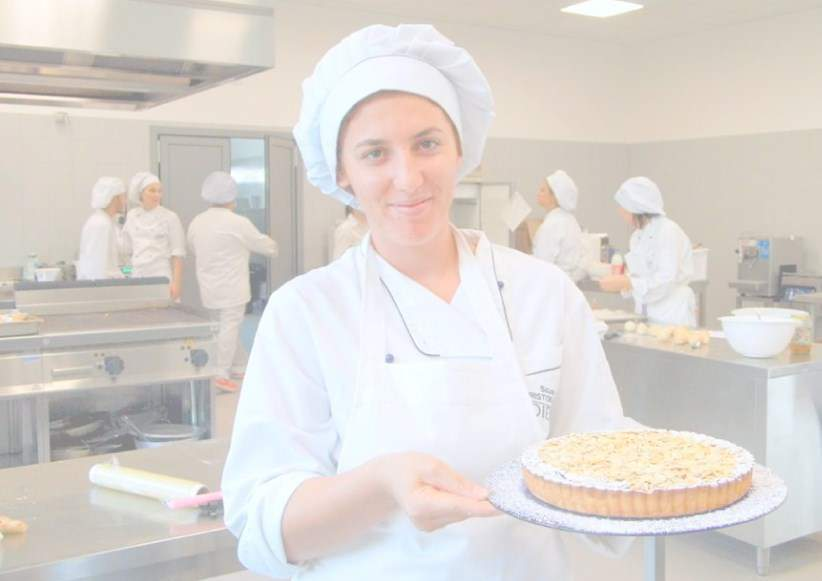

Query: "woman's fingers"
left=421, top=460, right=488, bottom=501
left=406, top=485, right=500, bottom=532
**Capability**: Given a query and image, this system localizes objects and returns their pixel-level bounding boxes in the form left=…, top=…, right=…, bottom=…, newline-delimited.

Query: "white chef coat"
left=625, top=216, right=696, bottom=326
left=222, top=228, right=632, bottom=580
left=332, top=213, right=369, bottom=260
left=122, top=205, right=186, bottom=279
left=187, top=208, right=278, bottom=310
left=532, top=208, right=586, bottom=282
left=76, top=210, right=124, bottom=280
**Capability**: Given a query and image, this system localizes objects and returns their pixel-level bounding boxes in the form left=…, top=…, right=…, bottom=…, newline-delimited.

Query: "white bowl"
left=719, top=315, right=799, bottom=358
left=731, top=307, right=808, bottom=320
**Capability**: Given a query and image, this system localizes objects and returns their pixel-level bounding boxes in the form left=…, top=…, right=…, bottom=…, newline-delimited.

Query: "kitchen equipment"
left=780, top=273, right=822, bottom=302
left=22, top=253, right=39, bottom=282
left=34, top=267, right=63, bottom=282
left=0, top=310, right=42, bottom=337
left=133, top=423, right=205, bottom=449
left=166, top=490, right=223, bottom=510
left=0, top=279, right=216, bottom=468
left=0, top=0, right=274, bottom=110
left=89, top=461, right=208, bottom=501
left=719, top=315, right=799, bottom=358
left=692, top=247, right=709, bottom=282
left=729, top=236, right=803, bottom=302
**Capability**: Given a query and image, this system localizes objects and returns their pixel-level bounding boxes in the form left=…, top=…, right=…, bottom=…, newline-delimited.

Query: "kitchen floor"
left=205, top=320, right=822, bottom=581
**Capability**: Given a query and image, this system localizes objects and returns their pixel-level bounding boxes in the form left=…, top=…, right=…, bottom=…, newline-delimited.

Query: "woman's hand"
left=374, top=452, right=499, bottom=532
left=599, top=274, right=631, bottom=293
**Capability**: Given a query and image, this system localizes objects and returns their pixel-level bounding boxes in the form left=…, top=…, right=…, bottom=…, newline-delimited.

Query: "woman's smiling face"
left=336, top=92, right=462, bottom=250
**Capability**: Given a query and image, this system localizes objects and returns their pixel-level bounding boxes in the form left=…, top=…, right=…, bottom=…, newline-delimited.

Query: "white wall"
left=0, top=113, right=149, bottom=266
left=624, top=7, right=822, bottom=142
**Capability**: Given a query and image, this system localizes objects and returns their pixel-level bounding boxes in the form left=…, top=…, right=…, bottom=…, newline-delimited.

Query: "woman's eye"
left=361, top=148, right=384, bottom=161
left=418, top=139, right=440, bottom=151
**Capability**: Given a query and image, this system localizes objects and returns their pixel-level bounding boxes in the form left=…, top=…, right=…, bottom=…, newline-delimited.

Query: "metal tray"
left=0, top=310, right=43, bottom=337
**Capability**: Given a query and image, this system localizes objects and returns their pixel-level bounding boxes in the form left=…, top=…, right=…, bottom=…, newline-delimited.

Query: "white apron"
left=297, top=231, right=568, bottom=581
left=625, top=247, right=695, bottom=327
left=129, top=214, right=173, bottom=280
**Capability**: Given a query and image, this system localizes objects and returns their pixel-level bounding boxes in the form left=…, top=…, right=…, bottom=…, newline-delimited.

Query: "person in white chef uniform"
left=531, top=170, right=586, bottom=282
left=76, top=177, right=127, bottom=280
left=122, top=172, right=186, bottom=300
left=187, top=171, right=278, bottom=393
left=599, top=176, right=696, bottom=326
left=222, top=24, right=633, bottom=581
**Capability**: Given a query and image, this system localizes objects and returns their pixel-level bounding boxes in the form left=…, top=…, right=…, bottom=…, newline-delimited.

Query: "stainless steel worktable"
left=0, top=439, right=240, bottom=581
left=0, top=308, right=215, bottom=355
left=603, top=334, right=822, bottom=575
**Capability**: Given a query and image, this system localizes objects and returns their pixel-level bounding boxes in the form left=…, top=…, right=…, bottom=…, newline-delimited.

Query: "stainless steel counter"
left=0, top=439, right=240, bottom=581
left=0, top=308, right=215, bottom=355
left=603, top=335, right=822, bottom=574
left=607, top=332, right=822, bottom=378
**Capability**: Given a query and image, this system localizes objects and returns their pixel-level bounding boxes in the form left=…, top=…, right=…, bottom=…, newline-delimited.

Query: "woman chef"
left=122, top=172, right=186, bottom=300
left=531, top=170, right=586, bottom=282
left=599, top=177, right=696, bottom=326
left=222, top=24, right=632, bottom=580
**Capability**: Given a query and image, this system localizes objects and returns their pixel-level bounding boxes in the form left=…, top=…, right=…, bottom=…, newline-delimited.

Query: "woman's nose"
left=391, top=151, right=424, bottom=193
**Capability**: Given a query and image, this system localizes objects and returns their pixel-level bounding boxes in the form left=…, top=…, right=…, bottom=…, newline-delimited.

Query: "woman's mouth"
left=389, top=197, right=433, bottom=217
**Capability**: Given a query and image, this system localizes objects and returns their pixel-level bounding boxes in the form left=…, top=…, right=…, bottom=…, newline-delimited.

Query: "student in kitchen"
left=598, top=176, right=696, bottom=326
left=531, top=170, right=586, bottom=282
left=187, top=171, right=278, bottom=393
left=222, top=24, right=633, bottom=581
left=76, top=177, right=127, bottom=280
left=121, top=172, right=186, bottom=300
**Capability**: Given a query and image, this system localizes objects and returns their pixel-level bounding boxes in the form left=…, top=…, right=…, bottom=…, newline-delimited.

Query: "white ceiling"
left=298, top=0, right=822, bottom=44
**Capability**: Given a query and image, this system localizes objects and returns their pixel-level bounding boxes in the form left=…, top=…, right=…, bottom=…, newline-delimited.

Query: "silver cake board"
left=487, top=462, right=786, bottom=581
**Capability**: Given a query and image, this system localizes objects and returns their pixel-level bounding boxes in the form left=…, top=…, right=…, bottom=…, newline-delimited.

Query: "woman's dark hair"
left=633, top=213, right=660, bottom=229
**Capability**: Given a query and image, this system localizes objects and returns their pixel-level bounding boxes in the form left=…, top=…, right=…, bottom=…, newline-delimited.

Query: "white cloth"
left=546, top=170, right=578, bottom=212
left=211, top=304, right=247, bottom=379
left=615, top=177, right=665, bottom=216
left=625, top=216, right=696, bottom=326
left=293, top=24, right=494, bottom=206
left=202, top=171, right=238, bottom=204
left=532, top=208, right=586, bottom=282
left=122, top=205, right=186, bottom=279
left=187, top=208, right=278, bottom=309
left=331, top=214, right=369, bottom=260
left=128, top=172, right=160, bottom=204
left=91, top=177, right=125, bottom=210
left=76, top=210, right=124, bottom=280
left=222, top=228, right=633, bottom=580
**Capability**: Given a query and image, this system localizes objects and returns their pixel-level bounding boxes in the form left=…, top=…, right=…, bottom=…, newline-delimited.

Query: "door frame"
left=149, top=125, right=304, bottom=278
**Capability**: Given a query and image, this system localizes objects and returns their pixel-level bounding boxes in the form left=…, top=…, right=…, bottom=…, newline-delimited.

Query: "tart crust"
left=522, top=430, right=754, bottom=518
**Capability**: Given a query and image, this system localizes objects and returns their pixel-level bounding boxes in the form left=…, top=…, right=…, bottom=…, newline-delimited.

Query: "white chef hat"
left=546, top=170, right=578, bottom=212
left=201, top=171, right=238, bottom=204
left=91, top=177, right=126, bottom=209
left=614, top=176, right=666, bottom=216
left=293, top=24, right=495, bottom=206
left=128, top=172, right=160, bottom=203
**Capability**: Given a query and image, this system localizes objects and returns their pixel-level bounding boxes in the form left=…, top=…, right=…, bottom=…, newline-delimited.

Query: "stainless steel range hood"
left=0, top=0, right=274, bottom=110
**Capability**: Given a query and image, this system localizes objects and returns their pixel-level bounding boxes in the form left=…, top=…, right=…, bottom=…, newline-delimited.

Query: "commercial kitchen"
left=1, top=1, right=821, bottom=580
